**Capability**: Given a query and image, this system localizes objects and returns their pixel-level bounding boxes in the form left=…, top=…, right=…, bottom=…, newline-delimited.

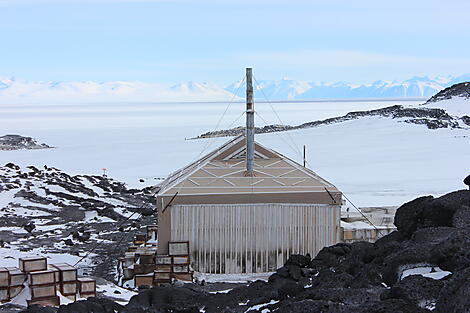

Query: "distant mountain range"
left=0, top=74, right=469, bottom=104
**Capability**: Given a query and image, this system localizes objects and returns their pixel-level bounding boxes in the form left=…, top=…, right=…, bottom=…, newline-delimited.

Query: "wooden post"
left=303, top=145, right=306, bottom=167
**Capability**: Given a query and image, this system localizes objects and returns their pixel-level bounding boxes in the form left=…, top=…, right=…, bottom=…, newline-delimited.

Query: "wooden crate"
left=47, top=265, right=60, bottom=285
left=0, top=268, right=8, bottom=288
left=27, top=295, right=60, bottom=307
left=50, top=263, right=77, bottom=282
left=172, top=265, right=190, bottom=273
left=133, top=264, right=155, bottom=275
left=6, top=268, right=26, bottom=286
left=31, top=284, right=56, bottom=299
left=139, top=253, right=155, bottom=265
left=155, top=265, right=172, bottom=273
left=172, top=273, right=193, bottom=282
left=155, top=255, right=172, bottom=265
left=127, top=246, right=138, bottom=252
left=77, top=277, right=96, bottom=294
left=154, top=271, right=171, bottom=281
left=124, top=253, right=136, bottom=267
left=172, top=256, right=190, bottom=265
left=19, top=257, right=47, bottom=273
left=134, top=234, right=146, bottom=245
left=168, top=241, right=189, bottom=256
left=9, top=285, right=23, bottom=298
left=28, top=270, right=56, bottom=286
left=0, top=287, right=8, bottom=302
left=60, top=281, right=77, bottom=295
left=135, top=274, right=154, bottom=287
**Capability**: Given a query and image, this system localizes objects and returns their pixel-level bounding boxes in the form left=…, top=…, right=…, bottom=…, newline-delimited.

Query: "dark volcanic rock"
left=426, top=82, right=470, bottom=103
left=435, top=267, right=470, bottom=313
left=0, top=134, right=52, bottom=150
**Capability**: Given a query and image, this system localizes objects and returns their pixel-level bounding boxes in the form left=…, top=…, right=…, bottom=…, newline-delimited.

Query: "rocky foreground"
left=18, top=185, right=470, bottom=313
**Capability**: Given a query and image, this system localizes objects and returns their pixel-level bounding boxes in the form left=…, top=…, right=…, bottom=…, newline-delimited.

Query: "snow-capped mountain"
left=0, top=74, right=469, bottom=104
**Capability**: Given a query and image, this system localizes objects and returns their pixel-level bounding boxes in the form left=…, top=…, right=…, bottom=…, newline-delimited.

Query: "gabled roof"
left=156, top=135, right=342, bottom=209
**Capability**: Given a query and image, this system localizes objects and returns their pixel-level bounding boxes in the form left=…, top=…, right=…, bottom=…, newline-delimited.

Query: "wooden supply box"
left=127, top=246, right=138, bottom=252
left=124, top=252, right=136, bottom=267
left=27, top=295, right=60, bottom=307
left=19, top=257, right=47, bottom=273
left=0, top=268, right=8, bottom=288
left=135, top=274, right=154, bottom=287
left=77, top=277, right=96, bottom=295
left=123, top=268, right=134, bottom=280
left=154, top=271, right=171, bottom=282
left=50, top=263, right=77, bottom=282
left=134, top=234, right=146, bottom=245
left=60, top=281, right=78, bottom=295
left=6, top=267, right=26, bottom=287
left=172, top=265, right=190, bottom=273
left=28, top=270, right=56, bottom=286
left=155, top=265, right=172, bottom=273
left=155, top=255, right=172, bottom=265
left=31, top=284, right=56, bottom=299
left=173, top=273, right=193, bottom=282
left=172, top=256, right=190, bottom=265
left=9, top=285, right=24, bottom=298
left=0, top=287, right=8, bottom=302
left=168, top=241, right=189, bottom=256
left=139, top=253, right=155, bottom=265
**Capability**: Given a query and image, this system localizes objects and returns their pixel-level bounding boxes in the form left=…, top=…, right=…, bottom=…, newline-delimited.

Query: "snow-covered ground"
left=0, top=98, right=468, bottom=207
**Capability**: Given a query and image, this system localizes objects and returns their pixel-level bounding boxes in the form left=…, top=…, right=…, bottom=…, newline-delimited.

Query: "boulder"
left=435, top=267, right=470, bottom=313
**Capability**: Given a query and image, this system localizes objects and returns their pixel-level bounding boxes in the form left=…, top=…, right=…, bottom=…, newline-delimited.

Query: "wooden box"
left=135, top=274, right=154, bottom=287
left=172, top=265, right=190, bottom=273
left=47, top=265, right=60, bottom=285
left=28, top=270, right=56, bottom=286
left=60, top=281, right=77, bottom=295
left=154, top=272, right=171, bottom=281
left=173, top=273, right=193, bottom=282
left=168, top=241, right=189, bottom=256
left=27, top=295, right=60, bottom=307
left=50, top=263, right=77, bottom=282
left=139, top=253, right=155, bottom=265
left=155, top=265, right=172, bottom=273
left=172, top=256, right=190, bottom=265
left=6, top=267, right=26, bottom=286
left=124, top=253, right=136, bottom=267
left=0, top=287, right=8, bottom=302
left=134, top=234, right=146, bottom=245
left=77, top=277, right=96, bottom=294
left=19, top=257, right=47, bottom=273
left=155, top=255, right=172, bottom=265
left=9, top=285, right=23, bottom=298
left=0, top=268, right=9, bottom=287
left=133, top=264, right=155, bottom=275
left=31, top=284, right=56, bottom=299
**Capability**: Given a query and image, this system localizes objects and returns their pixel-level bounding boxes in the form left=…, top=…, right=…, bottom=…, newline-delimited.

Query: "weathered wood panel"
left=170, top=203, right=340, bottom=273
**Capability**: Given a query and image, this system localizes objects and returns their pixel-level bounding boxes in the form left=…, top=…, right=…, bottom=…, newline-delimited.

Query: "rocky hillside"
left=195, top=83, right=470, bottom=139
left=0, top=135, right=51, bottom=151
left=426, top=82, right=470, bottom=103
left=0, top=163, right=154, bottom=281
left=18, top=184, right=470, bottom=313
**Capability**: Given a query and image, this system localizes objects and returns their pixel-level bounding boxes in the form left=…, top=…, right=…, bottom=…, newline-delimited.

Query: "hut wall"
left=170, top=203, right=340, bottom=274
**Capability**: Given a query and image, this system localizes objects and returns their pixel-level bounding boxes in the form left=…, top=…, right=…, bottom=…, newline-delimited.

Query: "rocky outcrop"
left=426, top=82, right=470, bottom=103
left=195, top=104, right=461, bottom=138
left=0, top=135, right=51, bottom=150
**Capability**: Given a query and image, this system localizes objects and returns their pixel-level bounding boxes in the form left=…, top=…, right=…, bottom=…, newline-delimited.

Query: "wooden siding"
left=170, top=203, right=340, bottom=274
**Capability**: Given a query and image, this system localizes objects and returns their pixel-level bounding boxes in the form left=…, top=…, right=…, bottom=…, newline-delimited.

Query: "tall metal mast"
left=246, top=68, right=255, bottom=176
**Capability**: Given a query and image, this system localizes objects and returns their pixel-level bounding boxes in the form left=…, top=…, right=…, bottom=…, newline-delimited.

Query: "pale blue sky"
left=0, top=0, right=469, bottom=84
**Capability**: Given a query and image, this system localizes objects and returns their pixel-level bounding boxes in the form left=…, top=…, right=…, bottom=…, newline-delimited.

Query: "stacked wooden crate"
left=50, top=263, right=78, bottom=301
left=22, top=257, right=60, bottom=307
left=0, top=256, right=97, bottom=307
left=153, top=241, right=192, bottom=285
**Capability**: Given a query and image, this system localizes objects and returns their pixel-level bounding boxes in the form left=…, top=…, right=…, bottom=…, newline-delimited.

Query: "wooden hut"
left=155, top=68, right=342, bottom=274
